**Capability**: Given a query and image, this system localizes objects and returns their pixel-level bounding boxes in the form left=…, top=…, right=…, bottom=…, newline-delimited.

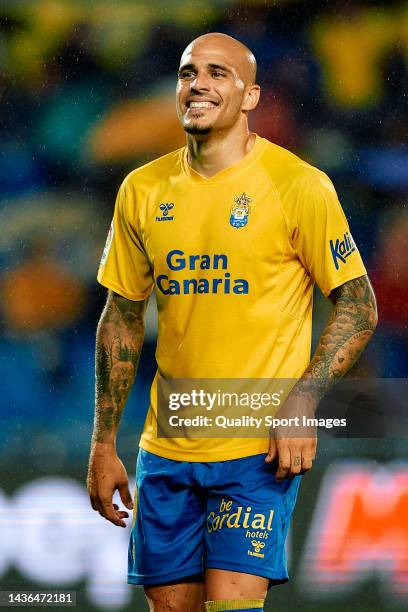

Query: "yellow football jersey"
left=97, top=134, right=367, bottom=461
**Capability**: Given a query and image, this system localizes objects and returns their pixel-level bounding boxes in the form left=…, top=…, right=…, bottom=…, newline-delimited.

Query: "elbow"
left=369, top=285, right=379, bottom=333
left=371, top=304, right=379, bottom=330
left=369, top=306, right=378, bottom=336
left=365, top=297, right=378, bottom=340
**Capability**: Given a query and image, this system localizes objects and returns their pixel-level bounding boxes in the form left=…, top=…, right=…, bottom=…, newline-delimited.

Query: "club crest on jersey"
left=230, top=193, right=251, bottom=228
left=156, top=202, right=174, bottom=222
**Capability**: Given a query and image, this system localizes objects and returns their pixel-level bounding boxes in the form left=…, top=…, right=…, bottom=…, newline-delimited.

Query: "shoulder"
left=121, top=147, right=185, bottom=191
left=258, top=137, right=334, bottom=195
left=258, top=138, right=339, bottom=217
left=257, top=138, right=341, bottom=231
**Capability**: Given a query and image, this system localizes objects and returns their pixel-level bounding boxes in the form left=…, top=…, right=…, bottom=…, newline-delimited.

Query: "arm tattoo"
left=297, top=275, right=378, bottom=403
left=93, top=291, right=146, bottom=444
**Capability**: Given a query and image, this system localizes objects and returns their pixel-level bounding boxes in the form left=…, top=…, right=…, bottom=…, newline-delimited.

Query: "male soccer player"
left=87, top=33, right=377, bottom=612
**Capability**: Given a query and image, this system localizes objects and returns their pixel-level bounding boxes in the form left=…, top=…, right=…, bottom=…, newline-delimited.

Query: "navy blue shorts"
left=128, top=449, right=301, bottom=586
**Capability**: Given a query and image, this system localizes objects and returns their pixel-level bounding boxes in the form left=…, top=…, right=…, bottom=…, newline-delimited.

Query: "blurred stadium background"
left=0, top=0, right=407, bottom=610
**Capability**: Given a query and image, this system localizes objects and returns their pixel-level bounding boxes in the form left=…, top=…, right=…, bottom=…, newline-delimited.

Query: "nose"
left=190, top=72, right=210, bottom=92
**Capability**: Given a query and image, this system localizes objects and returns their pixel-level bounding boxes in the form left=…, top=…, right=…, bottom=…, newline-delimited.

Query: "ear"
left=241, top=84, right=261, bottom=112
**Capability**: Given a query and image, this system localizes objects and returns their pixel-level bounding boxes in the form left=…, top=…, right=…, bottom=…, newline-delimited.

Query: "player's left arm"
left=266, top=273, right=378, bottom=479
left=307, top=273, right=378, bottom=379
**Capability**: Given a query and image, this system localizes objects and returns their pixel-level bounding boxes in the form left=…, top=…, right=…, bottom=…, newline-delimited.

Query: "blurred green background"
left=0, top=0, right=407, bottom=610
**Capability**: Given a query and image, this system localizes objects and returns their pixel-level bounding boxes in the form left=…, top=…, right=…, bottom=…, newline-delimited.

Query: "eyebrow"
left=178, top=62, right=232, bottom=75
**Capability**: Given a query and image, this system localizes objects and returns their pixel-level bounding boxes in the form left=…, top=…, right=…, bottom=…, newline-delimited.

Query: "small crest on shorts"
left=230, top=193, right=251, bottom=228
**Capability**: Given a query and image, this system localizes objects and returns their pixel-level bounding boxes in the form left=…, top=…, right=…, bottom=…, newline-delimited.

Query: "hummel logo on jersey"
left=156, top=203, right=174, bottom=222
left=330, top=231, right=356, bottom=269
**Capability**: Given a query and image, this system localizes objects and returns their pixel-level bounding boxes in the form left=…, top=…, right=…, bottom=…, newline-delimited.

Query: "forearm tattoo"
left=297, top=275, right=378, bottom=402
left=93, top=292, right=145, bottom=443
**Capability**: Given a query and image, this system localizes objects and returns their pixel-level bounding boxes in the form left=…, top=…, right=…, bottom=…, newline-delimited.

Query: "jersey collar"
left=181, top=133, right=266, bottom=183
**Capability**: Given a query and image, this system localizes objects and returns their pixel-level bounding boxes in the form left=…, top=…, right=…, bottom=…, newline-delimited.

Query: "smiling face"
left=176, top=33, right=259, bottom=136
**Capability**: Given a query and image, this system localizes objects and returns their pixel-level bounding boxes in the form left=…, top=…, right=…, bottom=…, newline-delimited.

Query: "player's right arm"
left=87, top=289, right=147, bottom=527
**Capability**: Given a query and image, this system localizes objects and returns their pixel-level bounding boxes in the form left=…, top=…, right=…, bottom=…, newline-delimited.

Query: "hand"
left=87, top=442, right=133, bottom=527
left=265, top=390, right=317, bottom=481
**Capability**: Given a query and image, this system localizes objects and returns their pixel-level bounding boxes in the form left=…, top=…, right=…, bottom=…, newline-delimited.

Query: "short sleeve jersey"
left=97, top=135, right=367, bottom=462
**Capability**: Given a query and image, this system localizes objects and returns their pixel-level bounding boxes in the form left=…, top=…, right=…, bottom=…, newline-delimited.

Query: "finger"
left=117, top=511, right=130, bottom=519
left=275, top=445, right=291, bottom=481
left=113, top=503, right=129, bottom=519
left=93, top=496, right=105, bottom=516
left=100, top=498, right=126, bottom=527
left=265, top=437, right=277, bottom=463
left=118, top=483, right=133, bottom=510
left=102, top=507, right=126, bottom=527
left=288, top=448, right=302, bottom=479
left=300, top=454, right=314, bottom=474
left=89, top=496, right=98, bottom=512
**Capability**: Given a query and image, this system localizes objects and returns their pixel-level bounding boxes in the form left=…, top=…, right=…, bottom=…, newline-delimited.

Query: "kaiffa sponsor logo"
left=330, top=231, right=356, bottom=270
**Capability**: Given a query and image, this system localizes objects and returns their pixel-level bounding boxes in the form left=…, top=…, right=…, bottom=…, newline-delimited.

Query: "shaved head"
left=181, top=32, right=257, bottom=85
left=176, top=32, right=260, bottom=137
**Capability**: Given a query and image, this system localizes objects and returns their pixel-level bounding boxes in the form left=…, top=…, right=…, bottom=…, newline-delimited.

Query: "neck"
left=186, top=123, right=256, bottom=179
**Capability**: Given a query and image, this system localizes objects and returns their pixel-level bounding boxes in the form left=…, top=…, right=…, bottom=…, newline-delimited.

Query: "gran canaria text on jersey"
left=156, top=249, right=249, bottom=295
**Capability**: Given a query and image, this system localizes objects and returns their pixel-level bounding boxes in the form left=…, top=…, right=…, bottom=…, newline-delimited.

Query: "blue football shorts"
left=128, top=449, right=301, bottom=586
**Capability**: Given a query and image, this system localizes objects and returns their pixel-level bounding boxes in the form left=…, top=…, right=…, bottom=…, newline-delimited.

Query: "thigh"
left=205, top=568, right=267, bottom=600
left=204, top=454, right=301, bottom=586
left=145, top=581, right=205, bottom=612
left=128, top=449, right=206, bottom=586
